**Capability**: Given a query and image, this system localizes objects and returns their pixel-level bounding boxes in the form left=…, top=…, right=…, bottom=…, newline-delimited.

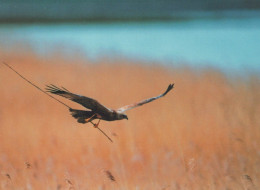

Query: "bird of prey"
left=1, top=62, right=174, bottom=143
left=45, top=84, right=174, bottom=128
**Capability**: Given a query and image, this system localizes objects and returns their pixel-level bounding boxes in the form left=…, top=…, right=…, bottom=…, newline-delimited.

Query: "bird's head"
left=117, top=113, right=128, bottom=120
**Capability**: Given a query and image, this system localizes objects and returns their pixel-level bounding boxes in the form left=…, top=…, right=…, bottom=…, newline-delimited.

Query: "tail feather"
left=69, top=108, right=94, bottom=124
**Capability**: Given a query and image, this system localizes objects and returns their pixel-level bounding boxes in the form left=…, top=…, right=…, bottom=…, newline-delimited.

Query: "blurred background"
left=0, top=0, right=260, bottom=73
left=0, top=1, right=260, bottom=189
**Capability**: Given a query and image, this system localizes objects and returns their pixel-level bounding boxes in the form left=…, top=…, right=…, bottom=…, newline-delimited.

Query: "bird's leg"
left=85, top=114, right=97, bottom=123
left=91, top=119, right=101, bottom=128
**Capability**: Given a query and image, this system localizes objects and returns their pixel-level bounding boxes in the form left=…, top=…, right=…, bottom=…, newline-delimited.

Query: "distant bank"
left=0, top=0, right=260, bottom=23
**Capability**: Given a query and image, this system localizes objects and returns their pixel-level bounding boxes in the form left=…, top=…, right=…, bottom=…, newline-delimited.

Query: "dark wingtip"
left=163, top=83, right=174, bottom=96
left=45, top=84, right=55, bottom=93
left=45, top=84, right=63, bottom=94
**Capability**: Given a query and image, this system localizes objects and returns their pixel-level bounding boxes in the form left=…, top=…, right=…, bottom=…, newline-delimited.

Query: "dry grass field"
left=0, top=51, right=259, bottom=189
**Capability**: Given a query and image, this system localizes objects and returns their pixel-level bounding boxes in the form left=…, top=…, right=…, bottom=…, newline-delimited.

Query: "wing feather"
left=45, top=85, right=111, bottom=115
left=117, top=84, right=174, bottom=113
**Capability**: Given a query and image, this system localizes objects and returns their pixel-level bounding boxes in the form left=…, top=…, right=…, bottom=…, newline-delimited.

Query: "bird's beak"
left=125, top=116, right=128, bottom=120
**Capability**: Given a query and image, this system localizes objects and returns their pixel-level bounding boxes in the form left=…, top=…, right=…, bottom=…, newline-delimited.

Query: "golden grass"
left=0, top=51, right=260, bottom=189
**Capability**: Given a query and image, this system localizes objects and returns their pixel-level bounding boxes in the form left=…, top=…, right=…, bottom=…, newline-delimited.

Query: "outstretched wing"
left=117, top=84, right=174, bottom=113
left=45, top=84, right=112, bottom=115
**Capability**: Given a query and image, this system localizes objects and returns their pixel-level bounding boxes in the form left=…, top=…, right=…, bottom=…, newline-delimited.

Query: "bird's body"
left=69, top=108, right=125, bottom=123
left=45, top=84, right=174, bottom=125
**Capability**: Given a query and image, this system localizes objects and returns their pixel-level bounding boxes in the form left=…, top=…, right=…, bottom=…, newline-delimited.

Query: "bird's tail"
left=69, top=108, right=94, bottom=124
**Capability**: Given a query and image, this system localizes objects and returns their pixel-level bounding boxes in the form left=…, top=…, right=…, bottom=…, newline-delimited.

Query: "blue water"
left=0, top=18, right=260, bottom=73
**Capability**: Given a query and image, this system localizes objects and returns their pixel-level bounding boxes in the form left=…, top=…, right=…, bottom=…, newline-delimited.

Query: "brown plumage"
left=45, top=84, right=174, bottom=124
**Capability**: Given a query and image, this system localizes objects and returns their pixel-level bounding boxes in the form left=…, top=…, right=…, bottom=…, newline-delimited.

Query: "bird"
left=1, top=61, right=174, bottom=143
left=45, top=84, right=174, bottom=128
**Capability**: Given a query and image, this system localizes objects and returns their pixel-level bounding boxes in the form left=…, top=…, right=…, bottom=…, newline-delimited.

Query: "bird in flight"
left=2, top=61, right=174, bottom=142
left=45, top=84, right=174, bottom=129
